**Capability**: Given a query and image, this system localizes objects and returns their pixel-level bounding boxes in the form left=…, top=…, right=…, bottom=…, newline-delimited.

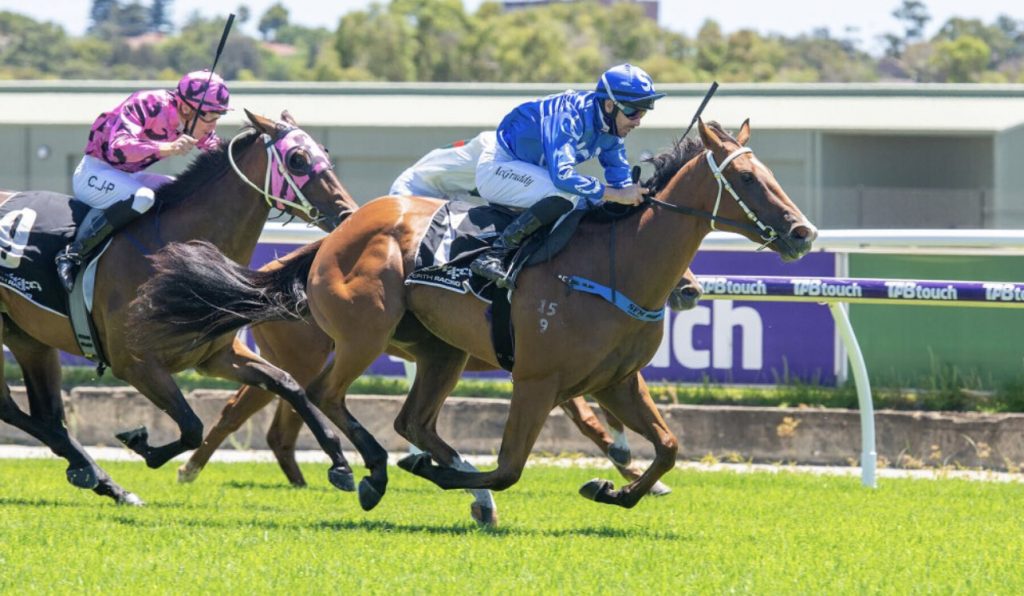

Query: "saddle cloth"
left=405, top=200, right=513, bottom=301
left=0, top=191, right=88, bottom=316
left=405, top=199, right=640, bottom=301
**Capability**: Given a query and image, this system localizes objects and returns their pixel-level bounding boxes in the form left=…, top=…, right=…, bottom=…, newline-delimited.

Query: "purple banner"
left=641, top=251, right=838, bottom=385
left=698, top=275, right=1024, bottom=306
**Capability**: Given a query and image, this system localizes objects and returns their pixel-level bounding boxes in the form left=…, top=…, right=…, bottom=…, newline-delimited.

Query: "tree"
left=118, top=2, right=152, bottom=37
left=258, top=3, right=289, bottom=41
left=88, top=0, right=118, bottom=34
left=893, top=0, right=930, bottom=44
left=930, top=35, right=991, bottom=82
left=150, top=0, right=174, bottom=34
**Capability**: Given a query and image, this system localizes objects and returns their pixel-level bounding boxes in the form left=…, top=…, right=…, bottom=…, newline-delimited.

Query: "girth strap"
left=558, top=275, right=665, bottom=322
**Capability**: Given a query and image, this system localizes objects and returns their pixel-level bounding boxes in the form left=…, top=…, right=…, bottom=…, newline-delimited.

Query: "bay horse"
left=0, top=109, right=358, bottom=505
left=132, top=119, right=817, bottom=514
left=175, top=296, right=674, bottom=525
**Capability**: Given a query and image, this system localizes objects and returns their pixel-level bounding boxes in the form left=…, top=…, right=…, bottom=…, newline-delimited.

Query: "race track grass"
left=1, top=458, right=1022, bottom=594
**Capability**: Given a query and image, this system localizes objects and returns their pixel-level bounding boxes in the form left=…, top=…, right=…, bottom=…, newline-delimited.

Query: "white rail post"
left=828, top=302, right=877, bottom=488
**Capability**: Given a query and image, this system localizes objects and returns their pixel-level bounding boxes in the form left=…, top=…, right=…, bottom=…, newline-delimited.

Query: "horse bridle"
left=226, top=128, right=329, bottom=227
left=644, top=146, right=782, bottom=251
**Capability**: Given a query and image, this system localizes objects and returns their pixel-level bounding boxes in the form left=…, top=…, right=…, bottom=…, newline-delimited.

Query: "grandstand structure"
left=1, top=81, right=1023, bottom=229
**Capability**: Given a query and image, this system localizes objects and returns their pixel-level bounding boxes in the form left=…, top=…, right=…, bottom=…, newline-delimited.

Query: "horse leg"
left=559, top=397, right=624, bottom=463
left=183, top=319, right=332, bottom=486
left=398, top=377, right=556, bottom=492
left=195, top=337, right=354, bottom=492
left=592, top=405, right=671, bottom=496
left=114, top=364, right=204, bottom=469
left=265, top=401, right=307, bottom=487
left=1, top=322, right=141, bottom=504
left=393, top=343, right=500, bottom=526
left=582, top=373, right=678, bottom=509
left=177, top=383, right=277, bottom=484
left=304, top=347, right=392, bottom=512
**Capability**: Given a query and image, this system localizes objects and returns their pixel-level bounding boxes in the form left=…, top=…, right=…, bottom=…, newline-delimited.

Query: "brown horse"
left=175, top=283, right=683, bottom=523
left=0, top=110, right=358, bottom=505
left=132, top=119, right=816, bottom=513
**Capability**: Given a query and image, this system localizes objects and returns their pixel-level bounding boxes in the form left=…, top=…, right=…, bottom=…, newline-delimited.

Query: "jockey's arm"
left=541, top=112, right=604, bottom=205
left=107, top=109, right=163, bottom=167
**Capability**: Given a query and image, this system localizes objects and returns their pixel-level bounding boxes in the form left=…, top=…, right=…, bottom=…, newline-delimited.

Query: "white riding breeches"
left=389, top=132, right=496, bottom=205
left=474, top=141, right=578, bottom=210
left=72, top=155, right=169, bottom=212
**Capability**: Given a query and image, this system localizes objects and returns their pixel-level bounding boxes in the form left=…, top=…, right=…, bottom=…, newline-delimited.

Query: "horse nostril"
left=789, top=222, right=817, bottom=242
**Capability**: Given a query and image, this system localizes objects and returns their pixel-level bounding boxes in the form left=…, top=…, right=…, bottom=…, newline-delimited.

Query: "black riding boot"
left=56, top=197, right=141, bottom=293
left=471, top=196, right=573, bottom=288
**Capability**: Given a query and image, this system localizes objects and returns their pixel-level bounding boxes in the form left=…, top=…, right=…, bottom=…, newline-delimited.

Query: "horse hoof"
left=579, top=478, right=615, bottom=503
left=358, top=477, right=386, bottom=511
left=397, top=452, right=431, bottom=475
left=66, top=465, right=99, bottom=489
left=470, top=502, right=499, bottom=528
left=177, top=463, right=200, bottom=484
left=115, top=426, right=149, bottom=454
left=648, top=480, right=672, bottom=497
left=327, top=466, right=355, bottom=492
left=607, top=445, right=632, bottom=467
left=118, top=492, right=145, bottom=507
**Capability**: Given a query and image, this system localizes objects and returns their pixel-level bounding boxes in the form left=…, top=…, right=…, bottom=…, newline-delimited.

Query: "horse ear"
left=281, top=110, right=299, bottom=127
left=698, top=118, right=722, bottom=151
left=244, top=108, right=275, bottom=135
left=736, top=119, right=751, bottom=146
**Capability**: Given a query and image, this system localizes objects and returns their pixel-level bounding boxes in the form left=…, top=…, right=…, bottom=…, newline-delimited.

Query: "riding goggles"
left=600, top=73, right=655, bottom=119
left=195, top=110, right=224, bottom=124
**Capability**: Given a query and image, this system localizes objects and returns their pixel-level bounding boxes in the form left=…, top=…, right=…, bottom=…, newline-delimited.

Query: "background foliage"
left=2, top=0, right=1023, bottom=82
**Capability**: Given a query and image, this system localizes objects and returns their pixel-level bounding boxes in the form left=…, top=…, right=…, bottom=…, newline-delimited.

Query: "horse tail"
left=130, top=239, right=324, bottom=354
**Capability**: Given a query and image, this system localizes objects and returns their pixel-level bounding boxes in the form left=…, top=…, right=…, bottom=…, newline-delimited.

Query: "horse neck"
left=157, top=145, right=272, bottom=262
left=623, top=160, right=712, bottom=307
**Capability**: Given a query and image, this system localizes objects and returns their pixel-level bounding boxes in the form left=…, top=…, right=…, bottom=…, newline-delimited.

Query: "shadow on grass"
left=106, top=512, right=686, bottom=540
left=0, top=496, right=90, bottom=509
left=222, top=480, right=321, bottom=491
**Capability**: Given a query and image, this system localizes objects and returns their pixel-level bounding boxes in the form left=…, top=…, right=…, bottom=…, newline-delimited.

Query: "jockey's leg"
left=56, top=188, right=155, bottom=292
left=470, top=195, right=573, bottom=288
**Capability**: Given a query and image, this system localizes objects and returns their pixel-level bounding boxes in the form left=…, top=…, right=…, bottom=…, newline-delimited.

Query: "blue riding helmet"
left=594, top=63, right=666, bottom=113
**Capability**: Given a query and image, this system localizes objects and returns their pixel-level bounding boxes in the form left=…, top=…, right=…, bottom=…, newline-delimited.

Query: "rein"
left=226, top=130, right=326, bottom=227
left=644, top=147, right=780, bottom=251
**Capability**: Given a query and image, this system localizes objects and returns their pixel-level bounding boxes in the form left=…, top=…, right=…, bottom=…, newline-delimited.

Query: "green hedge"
left=6, top=363, right=1024, bottom=413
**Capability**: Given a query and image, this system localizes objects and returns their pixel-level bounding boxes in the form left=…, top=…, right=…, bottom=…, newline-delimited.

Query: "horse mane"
left=642, top=121, right=736, bottom=195
left=154, top=127, right=261, bottom=207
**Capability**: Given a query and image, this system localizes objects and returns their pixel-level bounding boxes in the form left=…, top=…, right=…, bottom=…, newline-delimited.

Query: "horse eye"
left=740, top=171, right=756, bottom=185
left=286, top=150, right=310, bottom=174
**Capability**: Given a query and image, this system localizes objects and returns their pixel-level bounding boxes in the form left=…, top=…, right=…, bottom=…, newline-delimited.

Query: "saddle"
left=406, top=200, right=641, bottom=302
left=405, top=200, right=642, bottom=370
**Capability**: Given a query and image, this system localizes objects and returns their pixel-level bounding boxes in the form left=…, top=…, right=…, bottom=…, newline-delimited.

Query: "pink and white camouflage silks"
left=84, top=89, right=220, bottom=174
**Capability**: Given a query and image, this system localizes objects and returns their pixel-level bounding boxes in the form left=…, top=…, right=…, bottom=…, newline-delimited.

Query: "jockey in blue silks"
left=471, top=63, right=666, bottom=287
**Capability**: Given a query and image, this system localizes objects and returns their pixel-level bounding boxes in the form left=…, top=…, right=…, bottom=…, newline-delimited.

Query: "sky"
left=0, top=0, right=1020, bottom=55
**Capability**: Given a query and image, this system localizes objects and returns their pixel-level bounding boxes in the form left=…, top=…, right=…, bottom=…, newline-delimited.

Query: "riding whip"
left=680, top=80, right=718, bottom=140
left=186, top=13, right=235, bottom=137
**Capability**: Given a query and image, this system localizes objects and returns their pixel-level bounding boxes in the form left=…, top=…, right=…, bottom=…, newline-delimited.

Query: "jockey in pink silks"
left=55, top=70, right=232, bottom=292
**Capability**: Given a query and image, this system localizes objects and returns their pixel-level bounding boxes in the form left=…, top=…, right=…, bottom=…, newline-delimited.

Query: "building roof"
left=3, top=81, right=1024, bottom=134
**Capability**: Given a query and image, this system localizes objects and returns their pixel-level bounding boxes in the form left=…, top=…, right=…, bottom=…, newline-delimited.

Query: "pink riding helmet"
left=176, top=70, right=231, bottom=113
